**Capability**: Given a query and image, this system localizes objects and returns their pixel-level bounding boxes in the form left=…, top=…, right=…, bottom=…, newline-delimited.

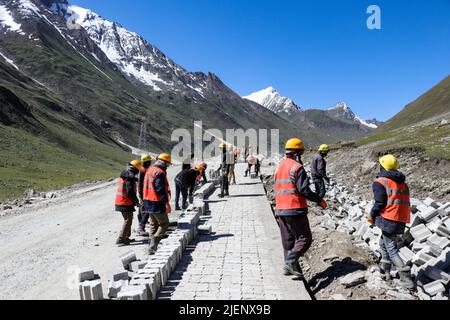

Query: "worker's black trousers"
left=175, top=181, right=188, bottom=209
left=278, top=214, right=313, bottom=259
left=221, top=173, right=229, bottom=196
left=313, top=178, right=326, bottom=199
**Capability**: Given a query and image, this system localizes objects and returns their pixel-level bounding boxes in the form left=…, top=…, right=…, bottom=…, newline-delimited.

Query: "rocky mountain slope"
left=244, top=88, right=381, bottom=142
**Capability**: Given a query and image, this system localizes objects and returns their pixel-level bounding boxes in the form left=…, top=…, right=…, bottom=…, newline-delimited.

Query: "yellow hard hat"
left=195, top=165, right=205, bottom=172
left=130, top=160, right=143, bottom=172
left=319, top=144, right=330, bottom=152
left=285, top=138, right=305, bottom=150
left=219, top=143, right=227, bottom=149
left=157, top=153, right=172, bottom=164
left=379, top=155, right=398, bottom=171
left=141, top=154, right=153, bottom=163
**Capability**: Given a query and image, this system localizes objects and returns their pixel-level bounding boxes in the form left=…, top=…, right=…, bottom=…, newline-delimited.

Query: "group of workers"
left=114, top=137, right=415, bottom=290
left=114, top=152, right=207, bottom=254
left=274, top=138, right=414, bottom=289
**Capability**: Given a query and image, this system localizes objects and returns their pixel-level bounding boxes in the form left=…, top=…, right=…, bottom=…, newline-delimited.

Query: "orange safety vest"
left=375, top=177, right=411, bottom=223
left=115, top=177, right=136, bottom=206
left=274, top=158, right=308, bottom=210
left=143, top=166, right=170, bottom=202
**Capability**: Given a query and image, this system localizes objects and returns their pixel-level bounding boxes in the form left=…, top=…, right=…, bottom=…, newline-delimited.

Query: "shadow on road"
left=307, top=257, right=367, bottom=295
left=228, top=194, right=266, bottom=198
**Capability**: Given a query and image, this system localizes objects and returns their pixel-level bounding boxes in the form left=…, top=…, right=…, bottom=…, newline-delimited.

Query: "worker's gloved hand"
left=320, top=199, right=327, bottom=209
left=366, top=213, right=375, bottom=225
left=166, top=203, right=172, bottom=214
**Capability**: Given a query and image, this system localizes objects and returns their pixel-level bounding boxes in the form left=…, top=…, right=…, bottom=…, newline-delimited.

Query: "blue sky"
left=70, top=0, right=450, bottom=121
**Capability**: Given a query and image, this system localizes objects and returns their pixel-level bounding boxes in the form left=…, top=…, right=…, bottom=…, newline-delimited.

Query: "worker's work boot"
left=391, top=256, right=415, bottom=289
left=380, top=259, right=392, bottom=280
left=175, top=205, right=181, bottom=211
left=116, top=238, right=126, bottom=247
left=283, top=252, right=304, bottom=280
left=137, top=226, right=149, bottom=237
left=148, top=236, right=163, bottom=255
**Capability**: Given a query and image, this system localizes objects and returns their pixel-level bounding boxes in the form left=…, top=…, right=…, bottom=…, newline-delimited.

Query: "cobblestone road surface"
left=158, top=164, right=311, bottom=300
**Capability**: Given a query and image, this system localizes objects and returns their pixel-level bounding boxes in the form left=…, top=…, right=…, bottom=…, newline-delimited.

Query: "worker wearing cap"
left=137, top=154, right=153, bottom=237
left=311, top=144, right=331, bottom=198
left=143, top=153, right=172, bottom=254
left=274, top=138, right=327, bottom=279
left=366, top=155, right=414, bottom=289
left=114, top=160, right=143, bottom=247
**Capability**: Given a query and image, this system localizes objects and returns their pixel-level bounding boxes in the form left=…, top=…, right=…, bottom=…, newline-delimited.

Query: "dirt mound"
left=305, top=146, right=450, bottom=203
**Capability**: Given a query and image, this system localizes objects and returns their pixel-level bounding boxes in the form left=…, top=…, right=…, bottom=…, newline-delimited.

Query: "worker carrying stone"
left=143, top=153, right=173, bottom=255
left=114, top=160, right=143, bottom=247
left=311, top=144, right=330, bottom=198
left=274, top=138, right=327, bottom=279
left=218, top=143, right=230, bottom=198
left=137, top=154, right=153, bottom=237
left=366, top=155, right=415, bottom=289
left=174, top=165, right=201, bottom=210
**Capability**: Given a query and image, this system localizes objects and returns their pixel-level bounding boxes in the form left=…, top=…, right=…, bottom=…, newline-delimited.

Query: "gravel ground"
left=0, top=165, right=181, bottom=300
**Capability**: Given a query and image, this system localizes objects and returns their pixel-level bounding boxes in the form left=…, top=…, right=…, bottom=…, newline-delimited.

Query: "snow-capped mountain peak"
left=243, top=87, right=302, bottom=114
left=328, top=102, right=378, bottom=129
left=43, top=0, right=210, bottom=98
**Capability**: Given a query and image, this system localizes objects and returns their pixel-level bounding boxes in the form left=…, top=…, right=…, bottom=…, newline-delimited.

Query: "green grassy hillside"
left=380, top=75, right=450, bottom=131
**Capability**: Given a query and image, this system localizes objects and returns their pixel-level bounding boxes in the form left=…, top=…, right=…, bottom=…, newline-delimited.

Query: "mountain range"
left=0, top=0, right=446, bottom=199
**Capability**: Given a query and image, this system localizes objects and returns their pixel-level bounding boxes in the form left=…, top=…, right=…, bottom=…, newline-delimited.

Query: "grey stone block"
left=423, top=198, right=440, bottom=209
left=386, top=290, right=414, bottom=300
left=412, top=248, right=434, bottom=266
left=117, top=285, right=148, bottom=300
left=423, top=280, right=446, bottom=296
left=436, top=225, right=450, bottom=239
left=410, top=224, right=432, bottom=243
left=120, top=251, right=137, bottom=270
left=77, top=267, right=95, bottom=282
left=107, top=280, right=128, bottom=298
left=79, top=280, right=103, bottom=300
left=198, top=224, right=212, bottom=234
left=109, top=268, right=129, bottom=282
left=130, top=278, right=158, bottom=300
left=339, top=271, right=366, bottom=288
left=418, top=207, right=440, bottom=222
left=399, top=247, right=415, bottom=264
left=130, top=260, right=146, bottom=272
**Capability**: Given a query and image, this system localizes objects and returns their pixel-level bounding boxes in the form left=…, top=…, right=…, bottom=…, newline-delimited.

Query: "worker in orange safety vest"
left=366, top=154, right=415, bottom=289
left=114, top=160, right=143, bottom=247
left=274, top=138, right=327, bottom=280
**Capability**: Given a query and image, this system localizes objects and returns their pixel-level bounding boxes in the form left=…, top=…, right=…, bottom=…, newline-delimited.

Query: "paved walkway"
left=157, top=164, right=311, bottom=300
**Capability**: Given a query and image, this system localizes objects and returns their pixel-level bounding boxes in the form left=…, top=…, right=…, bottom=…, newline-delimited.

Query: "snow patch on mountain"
left=0, top=51, right=20, bottom=70
left=243, top=87, right=302, bottom=114
left=0, top=4, right=24, bottom=34
left=52, top=5, right=170, bottom=91
left=329, top=102, right=378, bottom=129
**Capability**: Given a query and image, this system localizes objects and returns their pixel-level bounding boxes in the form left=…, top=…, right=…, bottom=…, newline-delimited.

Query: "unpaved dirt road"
left=0, top=166, right=181, bottom=300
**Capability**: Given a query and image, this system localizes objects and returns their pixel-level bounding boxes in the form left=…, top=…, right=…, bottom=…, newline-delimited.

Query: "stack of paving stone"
left=78, top=267, right=103, bottom=300
left=98, top=182, right=217, bottom=300
left=322, top=177, right=450, bottom=300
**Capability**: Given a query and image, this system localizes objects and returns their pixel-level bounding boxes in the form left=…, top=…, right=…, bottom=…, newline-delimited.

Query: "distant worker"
left=143, top=153, right=172, bottom=255
left=311, top=144, right=331, bottom=199
left=245, top=153, right=257, bottom=177
left=114, top=160, right=143, bottom=247
left=366, top=155, right=415, bottom=289
left=199, top=162, right=208, bottom=184
left=228, top=146, right=237, bottom=185
left=137, top=154, right=153, bottom=237
left=274, top=138, right=327, bottom=279
left=218, top=143, right=230, bottom=198
left=174, top=166, right=201, bottom=210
